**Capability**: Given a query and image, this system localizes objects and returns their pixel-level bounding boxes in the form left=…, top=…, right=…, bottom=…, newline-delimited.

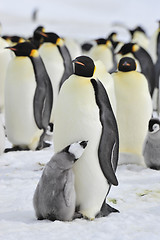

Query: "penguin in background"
left=0, top=115, right=5, bottom=155
left=88, top=38, right=117, bottom=73
left=0, top=36, right=13, bottom=112
left=112, top=57, right=152, bottom=165
left=38, top=31, right=73, bottom=123
left=94, top=60, right=117, bottom=116
left=81, top=40, right=97, bottom=55
left=107, top=32, right=124, bottom=54
left=130, top=26, right=149, bottom=51
left=63, top=37, right=82, bottom=60
left=53, top=55, right=119, bottom=220
left=143, top=118, right=160, bottom=170
left=117, top=43, right=155, bottom=96
left=2, top=35, right=25, bottom=46
left=5, top=42, right=53, bottom=151
left=33, top=140, right=88, bottom=221
left=29, top=25, right=46, bottom=49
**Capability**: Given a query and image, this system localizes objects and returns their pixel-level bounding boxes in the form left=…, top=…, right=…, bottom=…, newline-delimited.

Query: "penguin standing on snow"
left=53, top=55, right=119, bottom=220
left=33, top=141, right=88, bottom=221
left=0, top=116, right=5, bottom=155
left=5, top=42, right=53, bottom=151
left=117, top=43, right=155, bottom=96
left=143, top=118, right=160, bottom=170
left=88, top=38, right=117, bottom=73
left=38, top=31, right=73, bottom=123
left=112, top=57, right=152, bottom=165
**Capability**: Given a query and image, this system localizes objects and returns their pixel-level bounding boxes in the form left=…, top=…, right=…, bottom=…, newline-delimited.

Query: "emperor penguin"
left=0, top=36, right=12, bottom=112
left=88, top=38, right=117, bottom=73
left=63, top=37, right=82, bottom=60
left=53, top=55, right=119, bottom=220
left=0, top=115, right=5, bottom=155
left=33, top=140, right=88, bottom=221
left=130, top=26, right=149, bottom=50
left=117, top=43, right=155, bottom=96
left=5, top=42, right=53, bottom=151
left=143, top=118, right=160, bottom=170
left=38, top=31, right=73, bottom=123
left=29, top=25, right=45, bottom=49
left=112, top=57, right=153, bottom=165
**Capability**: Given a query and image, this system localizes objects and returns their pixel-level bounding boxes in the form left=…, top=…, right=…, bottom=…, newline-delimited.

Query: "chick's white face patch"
left=68, top=141, right=86, bottom=159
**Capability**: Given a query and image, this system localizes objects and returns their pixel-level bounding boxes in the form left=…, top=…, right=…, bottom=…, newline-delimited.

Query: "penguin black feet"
left=4, top=146, right=29, bottom=153
left=96, top=202, right=119, bottom=218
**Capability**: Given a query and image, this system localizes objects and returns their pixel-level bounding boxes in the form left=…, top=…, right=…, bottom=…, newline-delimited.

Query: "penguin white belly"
left=39, top=43, right=64, bottom=122
left=0, top=39, right=12, bottom=112
left=113, top=72, right=152, bottom=156
left=54, top=76, right=109, bottom=219
left=5, top=57, right=43, bottom=149
left=89, top=45, right=113, bottom=72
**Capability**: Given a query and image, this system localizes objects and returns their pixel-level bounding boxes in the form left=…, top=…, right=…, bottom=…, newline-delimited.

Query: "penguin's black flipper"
left=91, top=79, right=119, bottom=186
left=96, top=201, right=119, bottom=218
left=58, top=45, right=73, bottom=90
left=31, top=56, right=53, bottom=130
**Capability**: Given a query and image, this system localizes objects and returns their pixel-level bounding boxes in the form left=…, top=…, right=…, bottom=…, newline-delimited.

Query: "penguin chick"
left=112, top=57, right=152, bottom=165
left=33, top=140, right=88, bottom=221
left=143, top=118, right=160, bottom=170
left=5, top=42, right=53, bottom=151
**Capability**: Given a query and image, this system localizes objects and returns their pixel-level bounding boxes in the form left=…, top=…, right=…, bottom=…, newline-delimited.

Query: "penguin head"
left=118, top=57, right=136, bottom=72
left=130, top=26, right=146, bottom=36
left=148, top=118, right=160, bottom=133
left=55, top=141, right=88, bottom=170
left=6, top=41, right=39, bottom=58
left=95, top=38, right=112, bottom=48
left=38, top=31, right=64, bottom=46
left=118, top=42, right=140, bottom=55
left=72, top=56, right=95, bottom=77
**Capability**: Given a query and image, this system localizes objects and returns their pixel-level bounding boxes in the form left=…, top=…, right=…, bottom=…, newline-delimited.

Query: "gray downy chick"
left=143, top=118, right=160, bottom=170
left=33, top=140, right=88, bottom=221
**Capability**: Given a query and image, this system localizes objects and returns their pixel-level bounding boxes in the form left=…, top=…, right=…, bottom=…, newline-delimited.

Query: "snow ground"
left=1, top=0, right=160, bottom=239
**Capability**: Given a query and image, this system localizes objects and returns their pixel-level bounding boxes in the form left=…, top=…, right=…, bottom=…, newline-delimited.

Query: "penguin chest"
left=5, top=57, right=42, bottom=148
left=54, top=77, right=109, bottom=219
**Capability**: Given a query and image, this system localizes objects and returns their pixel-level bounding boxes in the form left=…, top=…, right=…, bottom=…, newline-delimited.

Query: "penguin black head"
left=72, top=56, right=95, bottom=77
left=130, top=26, right=146, bottom=36
left=38, top=31, right=63, bottom=46
left=6, top=42, right=38, bottom=58
left=148, top=118, right=160, bottom=133
left=118, top=57, right=136, bottom=72
left=96, top=38, right=107, bottom=45
left=118, top=42, right=140, bottom=55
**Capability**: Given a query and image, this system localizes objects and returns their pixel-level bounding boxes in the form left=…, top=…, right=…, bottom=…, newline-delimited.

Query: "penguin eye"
left=152, top=123, right=160, bottom=132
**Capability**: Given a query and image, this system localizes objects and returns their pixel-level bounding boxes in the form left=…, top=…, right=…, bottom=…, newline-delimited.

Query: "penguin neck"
left=30, top=55, right=48, bottom=82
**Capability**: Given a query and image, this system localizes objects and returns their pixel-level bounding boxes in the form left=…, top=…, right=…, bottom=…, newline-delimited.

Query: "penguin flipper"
left=58, top=45, right=73, bottom=90
left=91, top=79, right=119, bottom=186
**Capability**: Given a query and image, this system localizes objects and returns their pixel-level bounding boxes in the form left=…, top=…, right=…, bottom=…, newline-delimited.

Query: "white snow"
left=1, top=0, right=160, bottom=239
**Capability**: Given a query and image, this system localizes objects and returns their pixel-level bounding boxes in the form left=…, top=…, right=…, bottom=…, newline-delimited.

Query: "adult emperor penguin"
left=33, top=140, right=88, bottom=221
left=5, top=42, right=53, bottom=151
left=0, top=115, right=5, bottom=155
left=112, top=57, right=152, bottom=165
left=117, top=43, right=155, bottom=96
left=130, top=26, right=149, bottom=50
left=0, top=36, right=12, bottom=112
left=143, top=118, right=160, bottom=170
left=53, top=55, right=119, bottom=220
left=38, top=31, right=73, bottom=123
left=88, top=38, right=117, bottom=73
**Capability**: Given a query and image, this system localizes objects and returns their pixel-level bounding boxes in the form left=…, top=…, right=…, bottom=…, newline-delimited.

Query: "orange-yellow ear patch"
left=132, top=44, right=139, bottom=52
left=30, top=49, right=39, bottom=57
left=56, top=38, right=64, bottom=46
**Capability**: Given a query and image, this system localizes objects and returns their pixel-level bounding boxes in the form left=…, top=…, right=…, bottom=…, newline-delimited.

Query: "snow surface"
left=1, top=0, right=160, bottom=239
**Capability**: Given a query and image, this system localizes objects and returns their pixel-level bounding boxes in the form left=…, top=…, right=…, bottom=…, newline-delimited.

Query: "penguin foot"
left=4, top=146, right=29, bottom=153
left=36, top=141, right=51, bottom=150
left=96, top=202, right=119, bottom=218
left=73, top=212, right=83, bottom=220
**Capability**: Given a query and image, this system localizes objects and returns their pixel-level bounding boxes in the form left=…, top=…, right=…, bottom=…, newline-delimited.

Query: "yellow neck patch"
left=56, top=38, right=64, bottom=46
left=30, top=49, right=39, bottom=58
left=132, top=44, right=140, bottom=52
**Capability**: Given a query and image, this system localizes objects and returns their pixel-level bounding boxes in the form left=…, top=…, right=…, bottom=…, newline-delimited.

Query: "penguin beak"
left=72, top=60, right=85, bottom=66
left=38, top=31, right=48, bottom=38
left=122, top=62, right=130, bottom=66
left=5, top=46, right=17, bottom=52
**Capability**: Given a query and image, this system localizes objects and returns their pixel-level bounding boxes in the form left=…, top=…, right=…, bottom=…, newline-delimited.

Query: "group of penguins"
left=0, top=21, right=160, bottom=222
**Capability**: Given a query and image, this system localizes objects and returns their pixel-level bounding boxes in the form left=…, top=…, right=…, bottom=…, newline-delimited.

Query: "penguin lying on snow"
left=53, top=55, right=119, bottom=220
left=143, top=118, right=160, bottom=170
left=5, top=42, right=53, bottom=151
left=33, top=141, right=88, bottom=221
